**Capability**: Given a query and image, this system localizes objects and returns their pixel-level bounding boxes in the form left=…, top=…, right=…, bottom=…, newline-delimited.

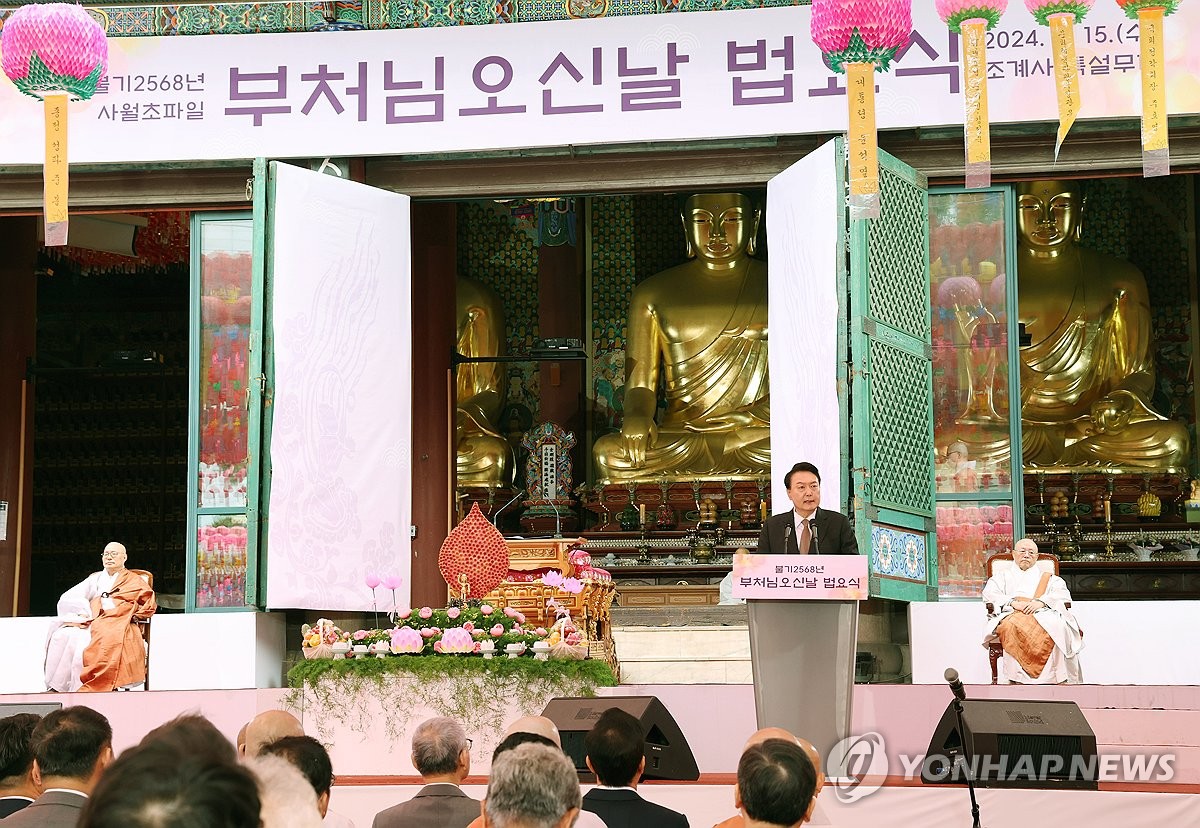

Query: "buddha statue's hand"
left=1088, top=392, right=1136, bottom=435
left=619, top=415, right=658, bottom=467
left=683, top=411, right=756, bottom=433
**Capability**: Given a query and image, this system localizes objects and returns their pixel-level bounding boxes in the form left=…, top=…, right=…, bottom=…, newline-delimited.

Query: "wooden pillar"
left=0, top=218, right=38, bottom=616
left=537, top=240, right=586, bottom=477
left=409, top=202, right=456, bottom=608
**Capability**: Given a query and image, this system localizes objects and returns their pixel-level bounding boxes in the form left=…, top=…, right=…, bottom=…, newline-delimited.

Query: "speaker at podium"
left=540, top=696, right=700, bottom=781
left=921, top=698, right=1098, bottom=790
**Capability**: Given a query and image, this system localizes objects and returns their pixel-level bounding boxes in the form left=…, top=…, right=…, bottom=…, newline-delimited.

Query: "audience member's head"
left=0, top=713, right=42, bottom=799
left=492, top=731, right=558, bottom=763
left=246, top=754, right=322, bottom=828
left=240, top=710, right=303, bottom=759
left=411, top=716, right=470, bottom=783
left=259, top=736, right=334, bottom=817
left=139, top=714, right=236, bottom=765
left=30, top=706, right=112, bottom=793
left=736, top=738, right=818, bottom=827
left=741, top=728, right=825, bottom=796
left=235, top=724, right=248, bottom=756
left=483, top=742, right=581, bottom=828
left=79, top=744, right=261, bottom=828
left=503, top=715, right=561, bottom=748
left=584, top=708, right=645, bottom=788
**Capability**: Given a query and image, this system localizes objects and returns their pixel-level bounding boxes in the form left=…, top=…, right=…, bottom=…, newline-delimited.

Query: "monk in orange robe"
left=44, top=542, right=157, bottom=692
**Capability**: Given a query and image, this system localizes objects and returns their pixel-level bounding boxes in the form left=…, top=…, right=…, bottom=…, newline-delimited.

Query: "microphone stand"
left=811, top=511, right=821, bottom=555
left=492, top=489, right=526, bottom=528
left=946, top=669, right=982, bottom=828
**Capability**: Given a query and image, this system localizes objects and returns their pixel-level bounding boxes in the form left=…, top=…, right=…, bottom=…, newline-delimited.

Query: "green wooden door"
left=846, top=148, right=938, bottom=602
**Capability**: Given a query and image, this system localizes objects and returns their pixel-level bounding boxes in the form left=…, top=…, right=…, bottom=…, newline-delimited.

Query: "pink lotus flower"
left=390, top=627, right=423, bottom=654
left=439, top=627, right=475, bottom=654
left=352, top=629, right=369, bottom=641
left=560, top=577, right=584, bottom=594
left=462, top=621, right=475, bottom=632
left=398, top=608, right=412, bottom=620
left=447, top=607, right=461, bottom=619
left=471, top=628, right=485, bottom=638
left=419, top=607, right=433, bottom=619
left=565, top=632, right=583, bottom=645
left=542, top=570, right=565, bottom=588
left=480, top=604, right=494, bottom=615
left=504, top=607, right=519, bottom=618
left=420, top=627, right=438, bottom=638
left=535, top=627, right=548, bottom=637
left=382, top=575, right=403, bottom=590
left=365, top=573, right=381, bottom=589
left=490, top=624, right=505, bottom=637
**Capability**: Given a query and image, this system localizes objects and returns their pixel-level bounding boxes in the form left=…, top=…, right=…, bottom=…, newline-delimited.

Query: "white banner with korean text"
left=0, top=4, right=1196, bottom=165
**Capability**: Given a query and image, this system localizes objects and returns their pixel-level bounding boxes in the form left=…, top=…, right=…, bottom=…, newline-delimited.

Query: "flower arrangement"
left=303, top=601, right=558, bottom=660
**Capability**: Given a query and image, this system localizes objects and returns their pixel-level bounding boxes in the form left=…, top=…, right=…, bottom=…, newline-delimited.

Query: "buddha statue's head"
left=681, top=192, right=760, bottom=266
left=1016, top=180, right=1083, bottom=254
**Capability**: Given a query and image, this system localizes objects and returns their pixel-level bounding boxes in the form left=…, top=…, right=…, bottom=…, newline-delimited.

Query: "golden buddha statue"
left=593, top=192, right=769, bottom=483
left=456, top=275, right=513, bottom=486
left=1015, top=180, right=1188, bottom=470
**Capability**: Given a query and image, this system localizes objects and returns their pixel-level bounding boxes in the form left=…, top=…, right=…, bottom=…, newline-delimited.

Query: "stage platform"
left=0, top=681, right=1194, bottom=826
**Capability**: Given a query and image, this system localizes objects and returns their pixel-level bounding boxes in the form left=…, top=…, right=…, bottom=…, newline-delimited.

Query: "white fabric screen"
left=266, top=164, right=412, bottom=610
left=765, top=140, right=843, bottom=512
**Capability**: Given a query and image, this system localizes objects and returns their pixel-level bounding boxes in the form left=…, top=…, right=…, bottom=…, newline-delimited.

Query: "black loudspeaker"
left=0, top=703, right=62, bottom=719
left=541, top=696, right=700, bottom=781
left=921, top=699, right=1098, bottom=790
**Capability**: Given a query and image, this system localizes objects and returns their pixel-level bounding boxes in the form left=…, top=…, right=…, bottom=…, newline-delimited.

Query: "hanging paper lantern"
left=935, top=0, right=1008, bottom=188
left=1114, top=0, right=1179, bottom=177
left=811, top=0, right=912, bottom=219
left=1, top=4, right=108, bottom=247
left=811, top=0, right=913, bottom=73
left=1025, top=0, right=1095, bottom=158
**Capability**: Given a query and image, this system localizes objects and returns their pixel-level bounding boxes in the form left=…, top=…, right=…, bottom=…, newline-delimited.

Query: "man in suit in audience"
left=0, top=714, right=43, bottom=816
left=582, top=708, right=688, bottom=828
left=372, top=716, right=478, bottom=828
left=4, top=706, right=113, bottom=828
left=757, top=463, right=858, bottom=555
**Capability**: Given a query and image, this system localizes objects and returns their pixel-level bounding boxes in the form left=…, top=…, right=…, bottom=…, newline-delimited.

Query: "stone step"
left=612, top=624, right=751, bottom=685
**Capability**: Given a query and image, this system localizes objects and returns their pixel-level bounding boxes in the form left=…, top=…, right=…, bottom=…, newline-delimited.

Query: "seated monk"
left=593, top=192, right=769, bottom=483
left=982, top=538, right=1082, bottom=684
left=44, top=541, right=157, bottom=692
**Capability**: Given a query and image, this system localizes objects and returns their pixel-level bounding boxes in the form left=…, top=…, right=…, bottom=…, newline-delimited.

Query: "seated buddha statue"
left=1016, top=180, right=1188, bottom=470
left=593, top=192, right=769, bottom=483
left=456, top=275, right=513, bottom=486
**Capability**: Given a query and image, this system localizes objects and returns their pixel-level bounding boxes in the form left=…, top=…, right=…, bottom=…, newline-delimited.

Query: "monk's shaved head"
left=241, top=710, right=303, bottom=759
left=504, top=716, right=561, bottom=748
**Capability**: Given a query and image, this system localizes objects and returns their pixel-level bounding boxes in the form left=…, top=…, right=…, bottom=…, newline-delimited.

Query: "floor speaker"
left=921, top=698, right=1098, bottom=790
left=541, top=695, right=700, bottom=781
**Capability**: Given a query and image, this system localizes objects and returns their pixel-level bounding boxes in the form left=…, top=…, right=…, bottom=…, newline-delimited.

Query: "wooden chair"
left=128, top=569, right=154, bottom=689
left=983, top=551, right=1068, bottom=684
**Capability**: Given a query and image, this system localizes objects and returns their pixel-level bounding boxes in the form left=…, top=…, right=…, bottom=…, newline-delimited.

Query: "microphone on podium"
left=944, top=667, right=967, bottom=702
left=783, top=523, right=792, bottom=554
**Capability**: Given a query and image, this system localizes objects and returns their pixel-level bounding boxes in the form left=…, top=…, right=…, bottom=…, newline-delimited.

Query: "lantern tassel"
left=1048, top=12, right=1082, bottom=160
left=846, top=62, right=880, bottom=220
left=960, top=19, right=992, bottom=189
left=43, top=93, right=70, bottom=246
left=1137, top=6, right=1169, bottom=177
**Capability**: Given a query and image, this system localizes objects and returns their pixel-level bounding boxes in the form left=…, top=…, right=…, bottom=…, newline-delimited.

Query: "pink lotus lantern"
left=1, top=4, right=108, bottom=246
left=935, top=0, right=1008, bottom=188
left=434, top=628, right=475, bottom=655
left=1024, top=0, right=1096, bottom=158
left=1114, top=0, right=1180, bottom=177
left=811, top=0, right=912, bottom=219
left=389, top=626, right=424, bottom=654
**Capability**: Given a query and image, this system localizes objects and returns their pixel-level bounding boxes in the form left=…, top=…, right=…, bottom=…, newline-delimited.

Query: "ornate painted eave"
left=0, top=0, right=805, bottom=37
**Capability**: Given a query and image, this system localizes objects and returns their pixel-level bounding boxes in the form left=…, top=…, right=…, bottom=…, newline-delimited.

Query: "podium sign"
left=732, top=553, right=868, bottom=600
left=739, top=553, right=865, bottom=773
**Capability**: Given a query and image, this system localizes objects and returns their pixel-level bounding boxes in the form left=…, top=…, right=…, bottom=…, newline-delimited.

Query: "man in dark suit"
left=372, top=716, right=479, bottom=828
left=0, top=713, right=43, bottom=817
left=4, top=706, right=113, bottom=828
left=757, top=462, right=858, bottom=555
left=581, top=708, right=688, bottom=828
